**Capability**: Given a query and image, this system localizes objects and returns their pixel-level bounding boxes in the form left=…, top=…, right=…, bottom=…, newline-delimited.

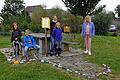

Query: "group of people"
left=11, top=22, right=40, bottom=60
left=11, top=16, right=63, bottom=61
left=11, top=15, right=95, bottom=61
left=50, top=15, right=95, bottom=56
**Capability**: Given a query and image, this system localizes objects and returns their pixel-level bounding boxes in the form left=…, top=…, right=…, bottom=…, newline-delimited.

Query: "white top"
left=86, top=24, right=90, bottom=35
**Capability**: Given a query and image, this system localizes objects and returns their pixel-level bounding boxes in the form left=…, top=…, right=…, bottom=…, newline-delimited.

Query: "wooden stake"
left=45, top=28, right=48, bottom=56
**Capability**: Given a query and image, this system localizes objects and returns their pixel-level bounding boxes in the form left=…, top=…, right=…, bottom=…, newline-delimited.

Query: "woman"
left=81, top=15, right=95, bottom=55
left=50, top=16, right=58, bottom=55
left=11, top=22, right=22, bottom=57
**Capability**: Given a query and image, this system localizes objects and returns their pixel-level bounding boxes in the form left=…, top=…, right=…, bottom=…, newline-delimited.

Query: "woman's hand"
left=15, top=38, right=18, bottom=40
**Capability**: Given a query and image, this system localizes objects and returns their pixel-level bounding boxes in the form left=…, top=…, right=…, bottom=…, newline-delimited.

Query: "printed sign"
left=42, top=17, right=50, bottom=29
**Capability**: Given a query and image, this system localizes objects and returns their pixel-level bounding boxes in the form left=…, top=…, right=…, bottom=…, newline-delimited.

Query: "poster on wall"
left=42, top=17, right=50, bottom=29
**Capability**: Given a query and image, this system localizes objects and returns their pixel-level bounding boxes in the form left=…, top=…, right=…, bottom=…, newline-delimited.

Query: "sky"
left=0, top=0, right=120, bottom=12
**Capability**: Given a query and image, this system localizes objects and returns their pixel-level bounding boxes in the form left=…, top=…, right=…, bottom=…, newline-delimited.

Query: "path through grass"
left=63, top=34, right=120, bottom=75
left=0, top=36, right=81, bottom=80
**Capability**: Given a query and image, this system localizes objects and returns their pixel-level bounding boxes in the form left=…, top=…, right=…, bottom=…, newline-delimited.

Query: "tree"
left=62, top=0, right=102, bottom=17
left=93, top=10, right=114, bottom=35
left=1, top=0, right=25, bottom=24
left=48, top=6, right=63, bottom=21
left=91, top=5, right=106, bottom=15
left=115, top=5, right=120, bottom=18
left=31, top=5, right=46, bottom=24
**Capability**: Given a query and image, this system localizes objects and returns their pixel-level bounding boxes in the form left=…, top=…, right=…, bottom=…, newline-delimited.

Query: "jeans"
left=24, top=45, right=40, bottom=58
left=12, top=41, right=21, bottom=56
left=50, top=36, right=55, bottom=51
left=55, top=41, right=62, bottom=56
left=56, top=41, right=62, bottom=49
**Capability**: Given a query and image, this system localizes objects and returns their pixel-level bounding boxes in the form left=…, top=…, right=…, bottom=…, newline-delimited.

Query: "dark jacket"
left=52, top=28, right=62, bottom=41
left=11, top=29, right=22, bottom=42
left=50, top=20, right=57, bottom=35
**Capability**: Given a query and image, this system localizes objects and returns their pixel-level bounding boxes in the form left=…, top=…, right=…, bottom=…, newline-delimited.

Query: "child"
left=11, top=22, right=22, bottom=58
left=52, top=22, right=62, bottom=56
left=23, top=29, right=40, bottom=60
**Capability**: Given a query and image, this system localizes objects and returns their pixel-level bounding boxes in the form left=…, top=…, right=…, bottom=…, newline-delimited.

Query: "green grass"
left=1, top=34, right=120, bottom=79
left=0, top=36, right=81, bottom=80
left=0, top=36, right=11, bottom=48
left=87, top=36, right=120, bottom=74
left=63, top=33, right=120, bottom=76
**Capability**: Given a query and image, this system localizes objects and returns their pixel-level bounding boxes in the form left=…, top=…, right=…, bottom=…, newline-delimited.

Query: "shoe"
left=84, top=50, right=88, bottom=54
left=88, top=51, right=92, bottom=55
left=13, top=55, right=16, bottom=58
left=50, top=53, right=54, bottom=56
left=58, top=53, right=61, bottom=57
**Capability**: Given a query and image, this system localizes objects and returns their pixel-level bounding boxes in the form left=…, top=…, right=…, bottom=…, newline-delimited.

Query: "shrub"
left=4, top=24, right=11, bottom=32
left=117, top=25, right=120, bottom=30
left=29, top=22, right=44, bottom=33
left=20, top=20, right=29, bottom=31
left=93, top=11, right=114, bottom=35
left=0, top=32, right=10, bottom=36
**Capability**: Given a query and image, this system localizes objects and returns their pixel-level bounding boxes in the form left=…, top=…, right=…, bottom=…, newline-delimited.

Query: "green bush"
left=93, top=11, right=114, bottom=35
left=29, top=22, right=44, bottom=33
left=0, top=32, right=10, bottom=36
left=20, top=20, right=29, bottom=31
left=4, top=24, right=11, bottom=32
left=117, top=25, right=120, bottom=30
left=108, top=32, right=118, bottom=36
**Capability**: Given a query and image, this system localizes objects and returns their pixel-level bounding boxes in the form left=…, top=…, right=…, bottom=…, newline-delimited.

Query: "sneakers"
left=84, top=50, right=92, bottom=55
left=84, top=50, right=88, bottom=54
left=88, top=51, right=92, bottom=55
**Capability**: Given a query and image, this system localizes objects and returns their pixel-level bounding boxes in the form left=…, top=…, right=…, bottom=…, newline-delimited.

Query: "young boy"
left=23, top=29, right=40, bottom=60
left=52, top=22, right=62, bottom=56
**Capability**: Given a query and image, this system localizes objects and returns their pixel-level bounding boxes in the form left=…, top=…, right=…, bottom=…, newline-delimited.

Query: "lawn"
left=1, top=34, right=120, bottom=79
left=0, top=36, right=81, bottom=80
left=87, top=36, right=120, bottom=74
left=63, top=33, right=120, bottom=76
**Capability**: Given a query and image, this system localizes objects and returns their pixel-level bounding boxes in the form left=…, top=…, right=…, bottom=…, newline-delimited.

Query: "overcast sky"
left=0, top=0, right=120, bottom=12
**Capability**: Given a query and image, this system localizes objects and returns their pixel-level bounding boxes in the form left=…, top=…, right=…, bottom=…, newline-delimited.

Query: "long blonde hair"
left=85, top=15, right=91, bottom=22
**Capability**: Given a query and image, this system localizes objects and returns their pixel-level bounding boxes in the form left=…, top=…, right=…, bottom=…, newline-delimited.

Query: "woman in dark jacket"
left=11, top=22, right=22, bottom=57
left=50, top=16, right=58, bottom=54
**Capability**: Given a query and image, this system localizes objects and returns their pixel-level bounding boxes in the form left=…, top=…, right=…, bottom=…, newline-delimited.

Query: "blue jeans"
left=12, top=41, right=22, bottom=56
left=24, top=45, right=40, bottom=58
left=56, top=41, right=62, bottom=49
left=50, top=36, right=55, bottom=51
